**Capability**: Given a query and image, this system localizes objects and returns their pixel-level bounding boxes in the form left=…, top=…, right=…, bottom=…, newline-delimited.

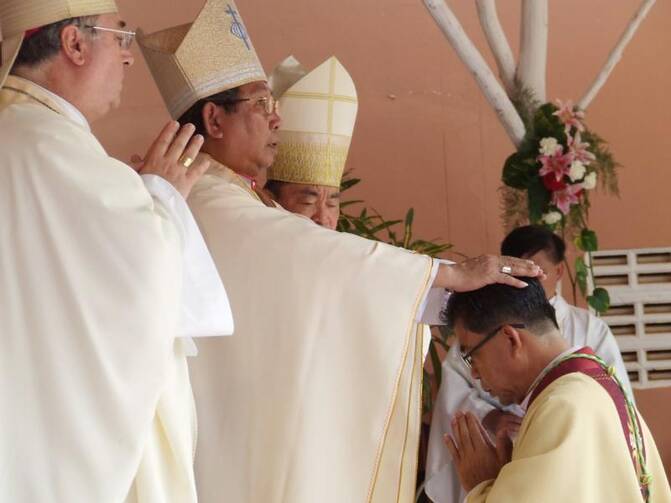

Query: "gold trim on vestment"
left=0, top=76, right=67, bottom=118
left=199, top=153, right=275, bottom=206
left=365, top=256, right=434, bottom=502
left=395, top=323, right=425, bottom=501
left=3, top=86, right=61, bottom=114
left=270, top=140, right=351, bottom=188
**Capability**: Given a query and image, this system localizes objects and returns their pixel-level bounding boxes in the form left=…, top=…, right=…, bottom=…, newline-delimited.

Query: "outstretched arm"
left=433, top=255, right=543, bottom=291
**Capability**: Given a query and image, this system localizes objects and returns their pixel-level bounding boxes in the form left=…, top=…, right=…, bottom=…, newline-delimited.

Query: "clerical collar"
left=30, top=81, right=90, bottom=131
left=520, top=344, right=582, bottom=411
left=237, top=173, right=256, bottom=189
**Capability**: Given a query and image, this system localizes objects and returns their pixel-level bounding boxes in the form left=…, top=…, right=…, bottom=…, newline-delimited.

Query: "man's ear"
left=202, top=102, right=225, bottom=139
left=555, top=260, right=565, bottom=281
left=503, top=324, right=524, bottom=358
left=60, top=24, right=88, bottom=66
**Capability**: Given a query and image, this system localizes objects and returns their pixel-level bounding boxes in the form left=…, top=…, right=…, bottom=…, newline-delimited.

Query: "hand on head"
left=435, top=254, right=546, bottom=291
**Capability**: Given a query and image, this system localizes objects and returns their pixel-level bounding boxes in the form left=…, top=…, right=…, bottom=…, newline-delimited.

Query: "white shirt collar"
left=520, top=344, right=582, bottom=411
left=32, top=81, right=90, bottom=131
left=550, top=293, right=570, bottom=328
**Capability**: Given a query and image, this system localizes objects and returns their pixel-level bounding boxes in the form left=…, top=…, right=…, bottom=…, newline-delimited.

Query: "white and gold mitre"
left=137, top=0, right=266, bottom=119
left=268, top=56, right=358, bottom=188
left=0, top=0, right=117, bottom=87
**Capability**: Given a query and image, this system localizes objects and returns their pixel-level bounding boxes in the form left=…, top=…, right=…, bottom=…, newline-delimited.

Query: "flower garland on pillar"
left=501, top=100, right=619, bottom=313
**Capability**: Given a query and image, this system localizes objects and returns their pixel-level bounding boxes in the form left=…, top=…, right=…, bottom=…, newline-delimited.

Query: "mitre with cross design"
left=268, top=55, right=358, bottom=189
left=137, top=0, right=266, bottom=119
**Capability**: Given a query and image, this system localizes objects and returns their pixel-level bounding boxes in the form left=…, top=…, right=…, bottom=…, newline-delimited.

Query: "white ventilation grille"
left=588, top=247, right=671, bottom=389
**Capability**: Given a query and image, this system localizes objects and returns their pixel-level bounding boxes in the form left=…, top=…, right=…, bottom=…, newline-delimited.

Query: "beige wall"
left=98, top=0, right=671, bottom=476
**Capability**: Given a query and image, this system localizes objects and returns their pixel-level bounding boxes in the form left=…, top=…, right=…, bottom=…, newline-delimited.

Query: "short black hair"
left=177, top=87, right=241, bottom=136
left=264, top=179, right=287, bottom=198
left=442, top=277, right=559, bottom=336
left=12, top=16, right=98, bottom=69
left=500, top=225, right=566, bottom=264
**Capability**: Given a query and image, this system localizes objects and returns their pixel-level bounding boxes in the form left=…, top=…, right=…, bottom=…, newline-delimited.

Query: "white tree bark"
left=475, top=0, right=516, bottom=94
left=516, top=0, right=548, bottom=103
left=422, top=0, right=526, bottom=146
left=578, top=0, right=657, bottom=110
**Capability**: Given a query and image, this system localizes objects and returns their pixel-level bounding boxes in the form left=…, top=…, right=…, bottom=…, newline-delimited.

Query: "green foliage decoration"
left=501, top=100, right=620, bottom=314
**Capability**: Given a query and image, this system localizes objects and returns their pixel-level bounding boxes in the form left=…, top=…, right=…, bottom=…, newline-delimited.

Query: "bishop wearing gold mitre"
left=137, top=2, right=542, bottom=502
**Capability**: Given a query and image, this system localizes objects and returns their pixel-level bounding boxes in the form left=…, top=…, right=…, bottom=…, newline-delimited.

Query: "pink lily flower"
left=552, top=184, right=583, bottom=215
left=553, top=99, right=585, bottom=133
left=538, top=147, right=573, bottom=182
left=568, top=132, right=596, bottom=164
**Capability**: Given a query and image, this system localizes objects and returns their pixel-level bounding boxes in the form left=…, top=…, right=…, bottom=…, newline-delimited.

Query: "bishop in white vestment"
left=0, top=2, right=232, bottom=501
left=138, top=3, right=543, bottom=502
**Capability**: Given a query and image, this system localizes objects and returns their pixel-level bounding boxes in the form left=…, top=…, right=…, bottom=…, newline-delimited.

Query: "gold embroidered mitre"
left=0, top=0, right=118, bottom=87
left=267, top=56, right=358, bottom=188
left=137, top=0, right=266, bottom=120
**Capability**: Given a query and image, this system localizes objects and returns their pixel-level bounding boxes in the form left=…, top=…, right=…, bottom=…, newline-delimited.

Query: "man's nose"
left=312, top=207, right=325, bottom=226
left=269, top=109, right=281, bottom=130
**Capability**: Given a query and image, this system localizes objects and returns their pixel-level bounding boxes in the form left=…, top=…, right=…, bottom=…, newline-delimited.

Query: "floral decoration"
left=502, top=100, right=620, bottom=313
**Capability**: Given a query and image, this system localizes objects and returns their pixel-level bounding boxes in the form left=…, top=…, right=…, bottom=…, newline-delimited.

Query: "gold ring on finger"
left=501, top=265, right=513, bottom=275
left=180, top=156, right=194, bottom=168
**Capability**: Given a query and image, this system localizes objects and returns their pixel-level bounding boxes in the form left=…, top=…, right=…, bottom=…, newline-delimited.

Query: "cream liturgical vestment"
left=188, top=156, right=434, bottom=503
left=426, top=293, right=634, bottom=503
left=465, top=352, right=671, bottom=503
left=0, top=76, right=233, bottom=503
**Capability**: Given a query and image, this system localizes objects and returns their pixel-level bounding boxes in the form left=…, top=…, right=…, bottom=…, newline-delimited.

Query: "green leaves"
left=527, top=177, right=551, bottom=224
left=502, top=153, right=536, bottom=189
left=575, top=228, right=598, bottom=252
left=588, top=288, right=610, bottom=314
left=575, top=257, right=610, bottom=314
left=532, top=103, right=567, bottom=146
left=575, top=256, right=589, bottom=296
left=340, top=177, right=361, bottom=191
left=337, top=173, right=451, bottom=257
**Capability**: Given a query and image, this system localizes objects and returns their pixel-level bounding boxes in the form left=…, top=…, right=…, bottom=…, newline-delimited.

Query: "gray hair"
left=12, top=15, right=99, bottom=69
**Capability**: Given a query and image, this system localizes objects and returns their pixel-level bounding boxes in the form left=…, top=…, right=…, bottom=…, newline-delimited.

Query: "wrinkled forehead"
left=288, top=183, right=340, bottom=198
left=237, top=80, right=270, bottom=97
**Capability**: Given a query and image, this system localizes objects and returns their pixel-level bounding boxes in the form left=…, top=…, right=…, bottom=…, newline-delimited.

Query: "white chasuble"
left=0, top=77, right=219, bottom=503
left=466, top=373, right=671, bottom=503
left=187, top=156, right=434, bottom=503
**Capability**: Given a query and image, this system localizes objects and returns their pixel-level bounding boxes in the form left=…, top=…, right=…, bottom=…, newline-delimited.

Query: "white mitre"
left=268, top=55, right=358, bottom=188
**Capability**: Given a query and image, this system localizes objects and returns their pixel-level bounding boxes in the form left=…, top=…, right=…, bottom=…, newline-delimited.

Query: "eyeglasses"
left=461, top=323, right=526, bottom=369
left=84, top=25, right=136, bottom=50
left=212, top=95, right=279, bottom=116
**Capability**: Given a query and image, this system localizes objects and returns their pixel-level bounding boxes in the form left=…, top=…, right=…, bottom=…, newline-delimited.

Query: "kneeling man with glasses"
left=441, top=278, right=670, bottom=503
